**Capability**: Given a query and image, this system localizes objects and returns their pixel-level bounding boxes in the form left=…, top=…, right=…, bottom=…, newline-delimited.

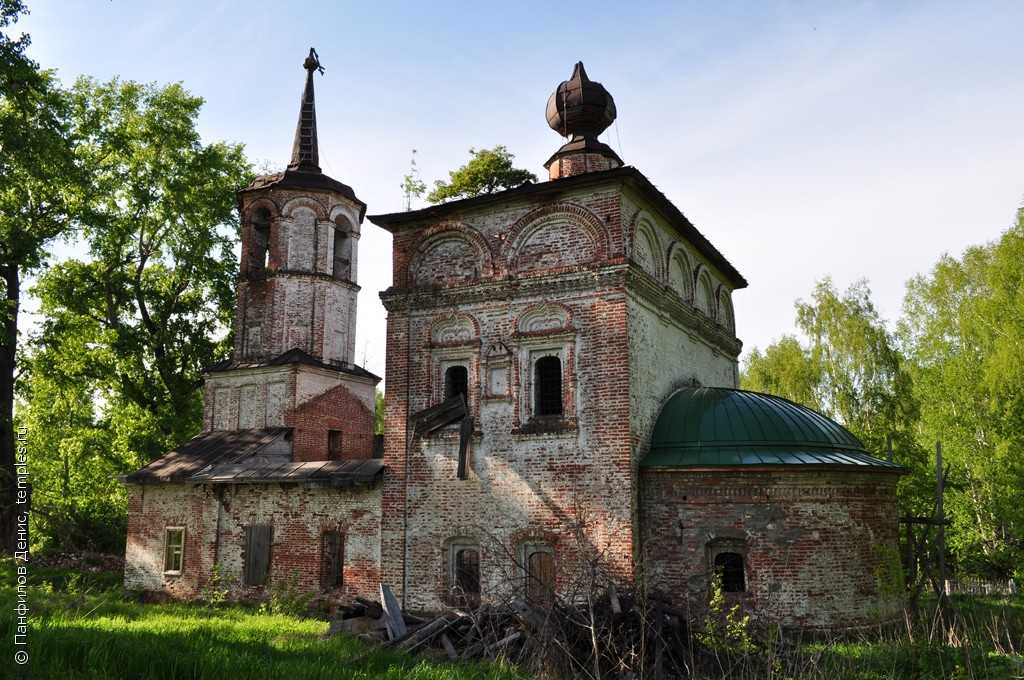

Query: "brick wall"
left=639, top=469, right=904, bottom=629
left=286, top=382, right=375, bottom=461
left=124, top=482, right=381, bottom=603
left=380, top=185, right=637, bottom=611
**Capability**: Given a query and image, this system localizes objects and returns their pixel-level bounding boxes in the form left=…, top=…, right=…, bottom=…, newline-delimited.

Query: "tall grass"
left=693, top=595, right=1024, bottom=679
left=0, top=560, right=525, bottom=680
left=2, top=558, right=1021, bottom=679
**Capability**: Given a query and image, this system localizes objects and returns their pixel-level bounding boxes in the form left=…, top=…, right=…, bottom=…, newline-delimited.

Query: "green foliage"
left=258, top=570, right=315, bottom=618
left=200, top=563, right=236, bottom=606
left=697, top=573, right=755, bottom=655
left=899, top=208, right=1024, bottom=577
left=375, top=389, right=385, bottom=435
left=0, top=560, right=526, bottom=680
left=872, top=543, right=906, bottom=609
left=741, top=278, right=931, bottom=513
left=744, top=209, right=1024, bottom=578
left=16, top=77, right=252, bottom=554
left=426, top=146, right=536, bottom=204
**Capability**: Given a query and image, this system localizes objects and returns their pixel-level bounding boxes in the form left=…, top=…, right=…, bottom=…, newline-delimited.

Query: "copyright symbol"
left=14, top=650, right=28, bottom=664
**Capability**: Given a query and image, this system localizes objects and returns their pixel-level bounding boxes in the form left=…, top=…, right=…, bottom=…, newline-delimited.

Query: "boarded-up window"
left=320, top=531, right=344, bottom=591
left=244, top=524, right=273, bottom=586
left=714, top=552, right=745, bottom=593
left=534, top=356, right=563, bottom=416
left=444, top=365, right=469, bottom=404
left=526, top=549, right=555, bottom=603
left=328, top=430, right=343, bottom=459
left=454, top=547, right=480, bottom=598
left=163, top=527, right=184, bottom=573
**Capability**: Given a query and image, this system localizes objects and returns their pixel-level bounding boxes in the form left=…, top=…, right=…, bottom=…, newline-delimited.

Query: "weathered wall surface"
left=235, top=187, right=362, bottom=365
left=287, top=382, right=376, bottom=461
left=381, top=185, right=636, bottom=611
left=124, top=482, right=381, bottom=603
left=639, top=469, right=903, bottom=629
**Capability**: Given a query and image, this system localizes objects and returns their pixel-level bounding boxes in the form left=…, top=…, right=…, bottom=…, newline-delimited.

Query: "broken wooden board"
left=379, top=584, right=407, bottom=640
left=457, top=414, right=473, bottom=479
left=411, top=394, right=466, bottom=437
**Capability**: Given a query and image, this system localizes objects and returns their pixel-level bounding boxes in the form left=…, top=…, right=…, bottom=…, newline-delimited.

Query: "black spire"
left=288, top=48, right=324, bottom=173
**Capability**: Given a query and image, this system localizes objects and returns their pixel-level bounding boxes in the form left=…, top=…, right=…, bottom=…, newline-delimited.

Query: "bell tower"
left=234, top=48, right=365, bottom=366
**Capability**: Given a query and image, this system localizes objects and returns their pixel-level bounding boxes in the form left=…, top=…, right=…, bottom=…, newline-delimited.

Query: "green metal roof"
left=642, top=387, right=905, bottom=470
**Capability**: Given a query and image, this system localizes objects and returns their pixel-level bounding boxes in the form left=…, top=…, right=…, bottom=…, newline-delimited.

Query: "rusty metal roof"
left=206, top=348, right=380, bottom=382
left=190, top=458, right=384, bottom=488
left=642, top=387, right=905, bottom=471
left=367, top=166, right=747, bottom=289
left=122, top=427, right=384, bottom=487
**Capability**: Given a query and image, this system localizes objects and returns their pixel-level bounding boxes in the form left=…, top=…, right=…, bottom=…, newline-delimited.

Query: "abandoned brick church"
left=123, top=51, right=906, bottom=629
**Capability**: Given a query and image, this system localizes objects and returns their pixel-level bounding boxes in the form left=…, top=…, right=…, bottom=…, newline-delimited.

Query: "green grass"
left=0, top=560, right=526, bottom=680
left=3, top=559, right=1021, bottom=679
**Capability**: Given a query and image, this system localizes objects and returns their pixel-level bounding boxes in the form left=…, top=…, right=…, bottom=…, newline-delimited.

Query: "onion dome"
left=544, top=62, right=622, bottom=178
left=642, top=387, right=906, bottom=470
left=546, top=61, right=617, bottom=139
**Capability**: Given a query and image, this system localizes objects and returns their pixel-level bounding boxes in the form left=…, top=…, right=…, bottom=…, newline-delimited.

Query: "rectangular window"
left=449, top=544, right=480, bottom=606
left=320, top=530, right=345, bottom=591
left=163, top=527, right=185, bottom=574
left=444, top=365, right=469, bottom=404
left=534, top=356, right=563, bottom=416
left=244, top=524, right=273, bottom=586
left=328, top=430, right=343, bottom=459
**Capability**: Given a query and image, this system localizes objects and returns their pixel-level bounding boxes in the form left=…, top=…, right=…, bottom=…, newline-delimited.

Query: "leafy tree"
left=740, top=336, right=820, bottom=410
left=0, top=1, right=82, bottom=552
left=900, top=208, right=1024, bottom=577
left=742, top=279, right=929, bottom=511
left=427, top=145, right=536, bottom=203
left=21, top=77, right=251, bottom=550
left=374, top=389, right=385, bottom=435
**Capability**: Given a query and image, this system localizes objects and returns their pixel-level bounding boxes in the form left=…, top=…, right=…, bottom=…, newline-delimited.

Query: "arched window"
left=453, top=546, right=480, bottom=600
left=525, top=548, right=555, bottom=603
left=534, top=356, right=562, bottom=416
left=714, top=552, right=745, bottom=593
left=251, top=208, right=272, bottom=272
left=333, top=216, right=352, bottom=279
left=444, top=365, right=469, bottom=405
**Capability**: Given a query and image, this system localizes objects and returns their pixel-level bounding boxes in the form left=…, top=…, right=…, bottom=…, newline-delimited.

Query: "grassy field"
left=0, top=559, right=525, bottom=680
left=1, top=559, right=1021, bottom=679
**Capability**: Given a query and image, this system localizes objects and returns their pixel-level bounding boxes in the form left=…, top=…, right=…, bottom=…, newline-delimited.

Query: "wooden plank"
left=412, top=394, right=467, bottom=436
left=608, top=583, right=622, bottom=614
left=379, top=584, right=407, bottom=640
left=245, top=524, right=272, bottom=586
left=440, top=633, right=458, bottom=661
left=457, top=414, right=473, bottom=480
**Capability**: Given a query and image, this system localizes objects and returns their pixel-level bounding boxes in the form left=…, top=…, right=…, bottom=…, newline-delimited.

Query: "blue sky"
left=18, top=1, right=1024, bottom=380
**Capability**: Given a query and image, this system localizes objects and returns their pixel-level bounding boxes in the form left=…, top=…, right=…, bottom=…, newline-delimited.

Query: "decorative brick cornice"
left=380, top=265, right=630, bottom=313
left=628, top=265, right=742, bottom=358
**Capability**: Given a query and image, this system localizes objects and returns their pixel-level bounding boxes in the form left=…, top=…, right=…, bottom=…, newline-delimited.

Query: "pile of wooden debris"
left=331, top=584, right=694, bottom=678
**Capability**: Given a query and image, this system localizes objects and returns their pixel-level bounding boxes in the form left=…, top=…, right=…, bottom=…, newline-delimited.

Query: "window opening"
left=328, top=430, right=343, bottom=459
left=714, top=552, right=746, bottom=593
left=251, top=208, right=271, bottom=271
left=333, top=217, right=352, bottom=279
left=320, top=530, right=344, bottom=591
left=534, top=356, right=563, bottom=416
left=444, top=365, right=469, bottom=405
left=164, top=527, right=184, bottom=573
left=453, top=546, right=480, bottom=604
